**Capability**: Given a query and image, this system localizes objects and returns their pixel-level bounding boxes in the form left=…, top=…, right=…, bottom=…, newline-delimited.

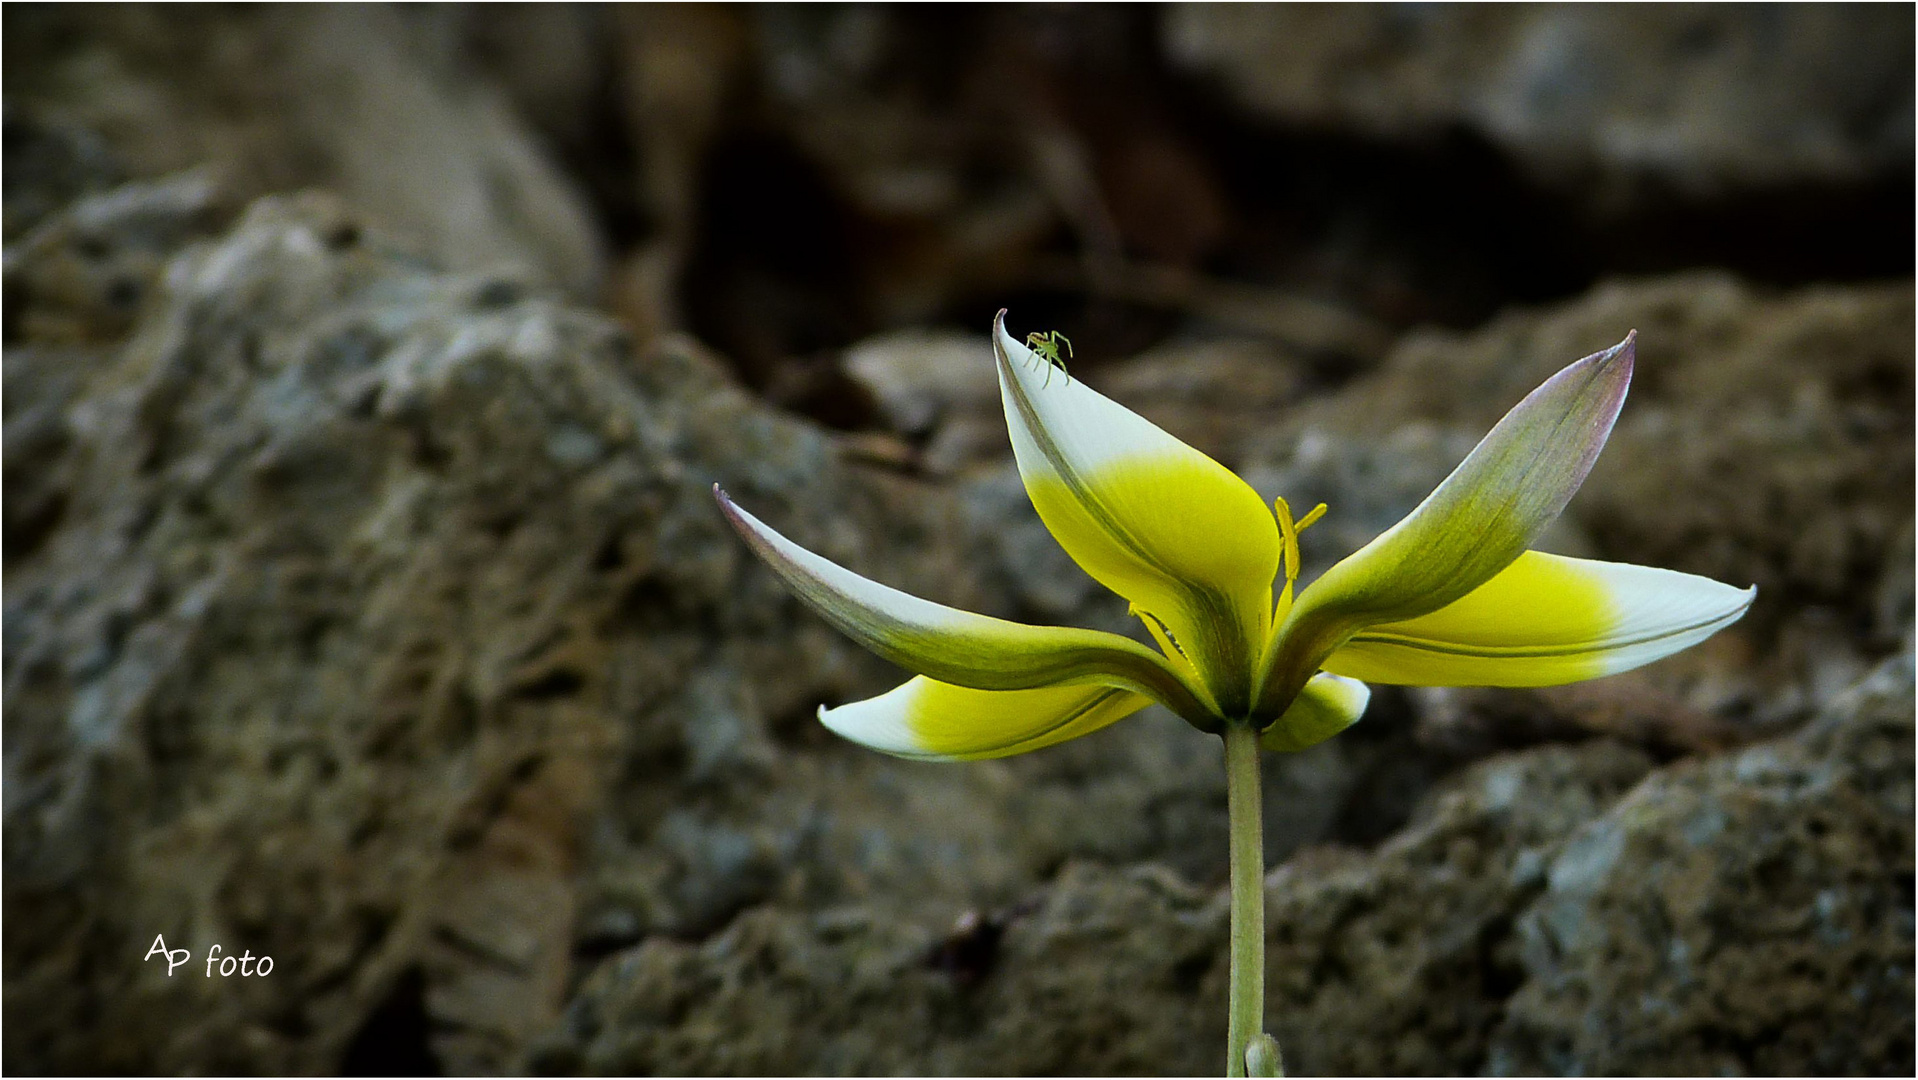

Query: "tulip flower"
left=715, top=312, right=1754, bottom=1076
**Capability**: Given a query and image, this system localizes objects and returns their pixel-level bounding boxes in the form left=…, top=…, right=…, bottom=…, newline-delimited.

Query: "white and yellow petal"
left=821, top=676, right=1153, bottom=761
left=715, top=486, right=1217, bottom=724
left=1260, top=334, right=1636, bottom=716
left=1321, top=550, right=1756, bottom=687
left=994, top=312, right=1278, bottom=715
left=1259, top=672, right=1370, bottom=753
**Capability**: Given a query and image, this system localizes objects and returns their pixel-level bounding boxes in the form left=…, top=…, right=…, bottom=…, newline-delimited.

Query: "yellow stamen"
left=1273, top=497, right=1298, bottom=583
left=1272, top=497, right=1329, bottom=624
left=1131, top=603, right=1196, bottom=675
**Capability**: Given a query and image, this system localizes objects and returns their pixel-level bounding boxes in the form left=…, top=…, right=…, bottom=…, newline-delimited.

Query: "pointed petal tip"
left=992, top=308, right=1057, bottom=390
left=822, top=678, right=1153, bottom=761
left=710, top=482, right=1213, bottom=714
left=1320, top=553, right=1759, bottom=688
left=991, top=309, right=1019, bottom=357
left=1579, top=331, right=1635, bottom=392
left=1262, top=332, right=1648, bottom=711
left=712, top=484, right=746, bottom=529
left=1583, top=331, right=1635, bottom=378
left=714, top=489, right=780, bottom=569
left=1537, top=332, right=1635, bottom=453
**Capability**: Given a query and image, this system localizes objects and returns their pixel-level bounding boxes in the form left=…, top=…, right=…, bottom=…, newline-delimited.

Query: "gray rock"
left=842, top=327, right=998, bottom=439
left=1256, top=740, right=1658, bottom=1076
left=5, top=6, right=606, bottom=296
left=542, top=658, right=1911, bottom=1076
left=2, top=104, right=127, bottom=241
left=0, top=186, right=1399, bottom=1075
left=533, top=860, right=1228, bottom=1076
left=1167, top=6, right=1915, bottom=206
left=3, top=168, right=226, bottom=346
left=1094, top=334, right=1311, bottom=469
left=1492, top=656, right=1916, bottom=1075
left=1, top=191, right=872, bottom=1073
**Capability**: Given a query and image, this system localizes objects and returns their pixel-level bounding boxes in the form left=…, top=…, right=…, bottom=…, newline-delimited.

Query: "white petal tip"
left=991, top=310, right=1060, bottom=386
left=1323, top=671, right=1371, bottom=712
left=818, top=694, right=930, bottom=759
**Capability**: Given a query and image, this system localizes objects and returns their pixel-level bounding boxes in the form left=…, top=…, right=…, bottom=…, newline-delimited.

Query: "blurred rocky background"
left=3, top=4, right=1911, bottom=1076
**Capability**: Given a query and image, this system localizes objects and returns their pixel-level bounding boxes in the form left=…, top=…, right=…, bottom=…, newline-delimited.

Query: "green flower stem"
left=1224, top=722, right=1272, bottom=1077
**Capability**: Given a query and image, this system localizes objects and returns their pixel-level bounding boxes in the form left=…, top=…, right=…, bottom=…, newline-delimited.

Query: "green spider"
left=1025, top=330, right=1073, bottom=387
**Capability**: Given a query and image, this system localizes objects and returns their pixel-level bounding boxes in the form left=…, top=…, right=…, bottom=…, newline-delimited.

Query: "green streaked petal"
left=1322, top=550, right=1756, bottom=687
left=994, top=312, right=1278, bottom=715
left=821, top=676, right=1152, bottom=761
left=1259, top=334, right=1636, bottom=717
left=716, top=486, right=1218, bottom=725
left=1260, top=672, right=1370, bottom=752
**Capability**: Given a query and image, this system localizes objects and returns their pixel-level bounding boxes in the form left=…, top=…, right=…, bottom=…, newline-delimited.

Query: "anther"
left=1273, top=497, right=1330, bottom=588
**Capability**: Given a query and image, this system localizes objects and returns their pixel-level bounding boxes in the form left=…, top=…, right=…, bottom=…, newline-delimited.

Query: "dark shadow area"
left=340, top=967, right=438, bottom=1077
